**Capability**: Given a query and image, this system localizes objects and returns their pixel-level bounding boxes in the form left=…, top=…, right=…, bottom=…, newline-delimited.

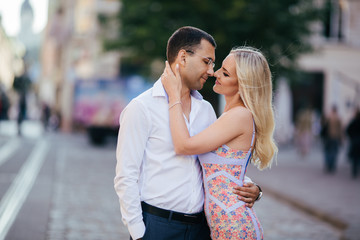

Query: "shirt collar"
left=152, top=78, right=203, bottom=101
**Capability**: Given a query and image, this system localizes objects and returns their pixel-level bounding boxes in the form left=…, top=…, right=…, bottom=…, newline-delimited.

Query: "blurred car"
left=73, top=76, right=150, bottom=144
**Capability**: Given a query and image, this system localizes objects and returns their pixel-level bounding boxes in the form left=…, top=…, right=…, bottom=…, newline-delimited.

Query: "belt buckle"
left=184, top=214, right=197, bottom=218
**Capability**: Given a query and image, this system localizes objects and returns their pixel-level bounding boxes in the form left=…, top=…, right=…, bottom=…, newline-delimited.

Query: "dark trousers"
left=324, top=139, right=339, bottom=173
left=130, top=211, right=211, bottom=240
left=351, top=156, right=359, bottom=178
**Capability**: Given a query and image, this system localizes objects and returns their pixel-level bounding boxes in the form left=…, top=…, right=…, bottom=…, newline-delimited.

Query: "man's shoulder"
left=129, top=87, right=154, bottom=104
left=199, top=98, right=215, bottom=111
left=135, top=86, right=153, bottom=100
left=200, top=98, right=212, bottom=105
left=123, top=87, right=154, bottom=112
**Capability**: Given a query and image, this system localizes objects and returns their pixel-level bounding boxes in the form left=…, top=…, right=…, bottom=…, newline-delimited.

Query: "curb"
left=261, top=185, right=348, bottom=233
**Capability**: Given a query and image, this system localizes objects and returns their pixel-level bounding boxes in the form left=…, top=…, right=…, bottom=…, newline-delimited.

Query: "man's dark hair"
left=167, top=26, right=216, bottom=64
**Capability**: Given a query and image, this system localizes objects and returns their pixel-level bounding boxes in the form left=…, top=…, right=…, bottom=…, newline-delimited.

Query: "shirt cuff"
left=128, top=221, right=146, bottom=240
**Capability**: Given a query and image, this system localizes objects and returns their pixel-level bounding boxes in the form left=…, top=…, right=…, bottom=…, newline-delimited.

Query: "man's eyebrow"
left=203, top=56, right=213, bottom=62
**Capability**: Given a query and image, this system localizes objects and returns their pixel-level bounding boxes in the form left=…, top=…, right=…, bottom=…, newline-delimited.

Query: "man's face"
left=181, top=39, right=215, bottom=91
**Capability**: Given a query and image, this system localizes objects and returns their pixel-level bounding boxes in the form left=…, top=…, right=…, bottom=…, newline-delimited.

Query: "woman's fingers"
left=163, top=62, right=181, bottom=91
left=175, top=64, right=180, bottom=75
left=174, top=64, right=181, bottom=81
left=164, top=62, right=175, bottom=79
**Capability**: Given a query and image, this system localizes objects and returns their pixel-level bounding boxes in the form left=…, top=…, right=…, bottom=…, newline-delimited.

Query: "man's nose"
left=207, top=67, right=214, bottom=76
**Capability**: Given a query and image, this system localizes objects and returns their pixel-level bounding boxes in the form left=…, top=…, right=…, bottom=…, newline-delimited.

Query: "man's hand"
left=232, top=182, right=260, bottom=208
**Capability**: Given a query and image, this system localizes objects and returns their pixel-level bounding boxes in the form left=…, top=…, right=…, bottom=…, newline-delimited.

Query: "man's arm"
left=114, top=99, right=150, bottom=240
left=232, top=176, right=261, bottom=208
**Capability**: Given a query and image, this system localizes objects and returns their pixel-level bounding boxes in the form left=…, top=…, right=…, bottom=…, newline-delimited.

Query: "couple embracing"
left=114, top=26, right=277, bottom=240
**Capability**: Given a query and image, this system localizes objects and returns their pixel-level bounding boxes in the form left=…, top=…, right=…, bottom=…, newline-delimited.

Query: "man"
left=114, top=26, right=261, bottom=240
left=346, top=108, right=360, bottom=178
left=322, top=105, right=343, bottom=173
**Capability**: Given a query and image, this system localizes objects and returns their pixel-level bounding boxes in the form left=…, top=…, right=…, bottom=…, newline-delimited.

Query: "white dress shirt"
left=114, top=79, right=252, bottom=239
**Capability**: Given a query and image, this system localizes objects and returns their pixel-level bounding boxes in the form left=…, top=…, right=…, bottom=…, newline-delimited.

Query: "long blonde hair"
left=231, top=47, right=278, bottom=169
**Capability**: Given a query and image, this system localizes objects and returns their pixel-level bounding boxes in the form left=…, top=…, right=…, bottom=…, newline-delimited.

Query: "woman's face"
left=213, top=54, right=239, bottom=96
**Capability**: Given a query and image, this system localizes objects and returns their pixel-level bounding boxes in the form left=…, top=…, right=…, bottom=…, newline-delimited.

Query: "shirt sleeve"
left=114, top=99, right=150, bottom=240
left=244, top=176, right=253, bottom=184
left=205, top=100, right=217, bottom=126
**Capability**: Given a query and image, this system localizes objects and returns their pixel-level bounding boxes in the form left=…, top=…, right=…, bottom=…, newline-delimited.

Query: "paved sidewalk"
left=247, top=141, right=360, bottom=240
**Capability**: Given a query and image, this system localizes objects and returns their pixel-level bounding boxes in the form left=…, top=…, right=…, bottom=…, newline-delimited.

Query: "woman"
left=162, top=46, right=277, bottom=239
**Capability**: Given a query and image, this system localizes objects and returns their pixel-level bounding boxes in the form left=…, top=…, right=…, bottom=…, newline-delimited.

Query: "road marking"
left=0, top=138, right=21, bottom=167
left=0, top=139, right=49, bottom=240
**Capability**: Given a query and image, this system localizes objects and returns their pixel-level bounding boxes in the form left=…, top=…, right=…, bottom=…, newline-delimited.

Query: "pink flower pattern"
left=214, top=146, right=248, bottom=159
left=201, top=145, right=264, bottom=239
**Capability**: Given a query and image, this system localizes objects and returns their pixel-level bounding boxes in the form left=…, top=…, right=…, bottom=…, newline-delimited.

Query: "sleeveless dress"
left=198, top=121, right=263, bottom=240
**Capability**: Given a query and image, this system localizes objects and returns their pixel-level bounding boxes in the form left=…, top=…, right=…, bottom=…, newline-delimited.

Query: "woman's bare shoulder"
left=218, top=106, right=253, bottom=132
left=227, top=106, right=253, bottom=120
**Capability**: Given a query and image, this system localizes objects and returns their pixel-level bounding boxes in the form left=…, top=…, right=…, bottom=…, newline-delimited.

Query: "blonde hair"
left=231, top=46, right=278, bottom=170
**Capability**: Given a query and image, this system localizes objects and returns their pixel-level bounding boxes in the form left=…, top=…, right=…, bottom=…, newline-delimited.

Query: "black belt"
left=141, top=201, right=205, bottom=224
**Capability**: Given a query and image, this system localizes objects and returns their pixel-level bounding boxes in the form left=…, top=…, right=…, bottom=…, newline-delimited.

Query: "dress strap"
left=250, top=119, right=256, bottom=149
left=245, top=119, right=256, bottom=170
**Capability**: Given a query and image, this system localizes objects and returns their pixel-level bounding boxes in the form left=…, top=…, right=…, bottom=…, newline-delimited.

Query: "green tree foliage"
left=104, top=0, right=322, bottom=77
left=101, top=0, right=323, bottom=111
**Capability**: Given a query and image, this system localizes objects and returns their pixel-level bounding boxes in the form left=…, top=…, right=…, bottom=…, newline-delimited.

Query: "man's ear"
left=177, top=49, right=187, bottom=67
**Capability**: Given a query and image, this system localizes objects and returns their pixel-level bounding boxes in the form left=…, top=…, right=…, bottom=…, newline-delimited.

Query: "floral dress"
left=198, top=122, right=263, bottom=239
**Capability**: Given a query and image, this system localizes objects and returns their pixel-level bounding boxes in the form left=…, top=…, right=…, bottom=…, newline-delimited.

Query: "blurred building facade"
left=275, top=0, right=360, bottom=144
left=40, top=0, right=121, bottom=132
left=16, top=0, right=44, bottom=121
left=18, top=0, right=41, bottom=66
left=298, top=0, right=360, bottom=124
left=0, top=13, right=27, bottom=122
left=0, top=17, right=24, bottom=91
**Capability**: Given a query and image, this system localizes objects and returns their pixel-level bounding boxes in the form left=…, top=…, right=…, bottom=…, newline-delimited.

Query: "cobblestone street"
left=247, top=141, right=360, bottom=240
left=255, top=194, right=342, bottom=240
left=46, top=134, right=126, bottom=240
left=45, top=133, right=355, bottom=240
left=1, top=124, right=358, bottom=240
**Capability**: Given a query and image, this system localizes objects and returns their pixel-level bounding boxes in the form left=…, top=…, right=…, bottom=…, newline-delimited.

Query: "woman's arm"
left=162, top=62, right=251, bottom=155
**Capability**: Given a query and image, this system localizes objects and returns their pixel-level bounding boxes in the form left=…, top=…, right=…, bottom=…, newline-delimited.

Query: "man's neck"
left=180, top=86, right=192, bottom=122
left=180, top=87, right=191, bottom=102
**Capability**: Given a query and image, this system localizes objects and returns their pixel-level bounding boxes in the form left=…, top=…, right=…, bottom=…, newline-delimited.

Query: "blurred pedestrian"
left=17, top=93, right=27, bottom=136
left=295, top=106, right=314, bottom=158
left=13, top=71, right=31, bottom=136
left=346, top=108, right=360, bottom=178
left=114, top=27, right=261, bottom=240
left=0, top=85, right=10, bottom=120
left=321, top=105, right=343, bottom=173
left=42, top=103, right=51, bottom=130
